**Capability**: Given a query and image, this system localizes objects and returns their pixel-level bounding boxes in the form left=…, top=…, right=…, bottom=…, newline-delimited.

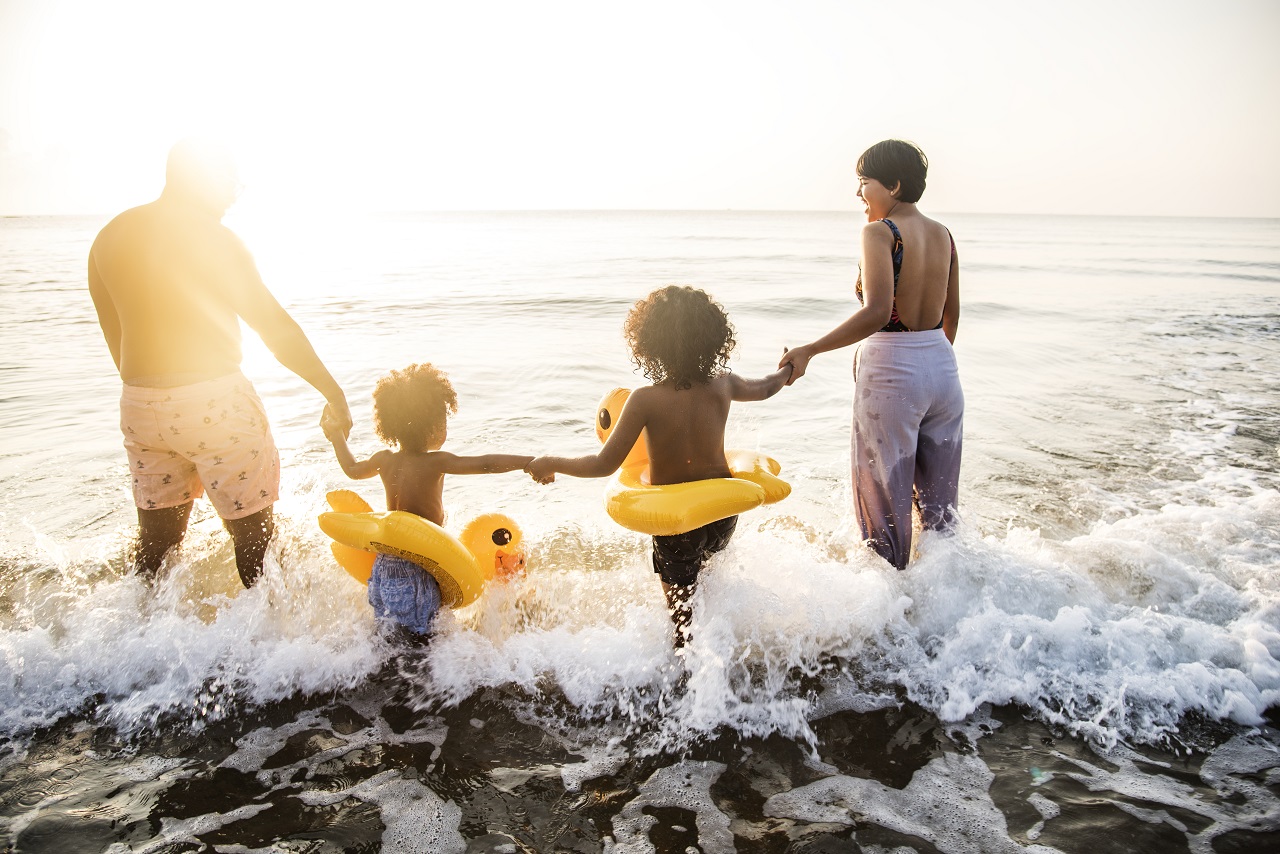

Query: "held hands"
left=779, top=345, right=813, bottom=385
left=526, top=456, right=557, bottom=485
left=320, top=403, right=350, bottom=443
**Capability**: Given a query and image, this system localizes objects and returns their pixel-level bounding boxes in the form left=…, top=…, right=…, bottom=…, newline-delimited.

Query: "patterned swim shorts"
left=119, top=373, right=280, bottom=520
left=368, top=553, right=442, bottom=636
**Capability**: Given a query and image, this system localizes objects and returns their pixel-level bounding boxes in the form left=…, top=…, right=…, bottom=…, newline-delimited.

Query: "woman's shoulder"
left=860, top=219, right=898, bottom=242
left=892, top=211, right=952, bottom=247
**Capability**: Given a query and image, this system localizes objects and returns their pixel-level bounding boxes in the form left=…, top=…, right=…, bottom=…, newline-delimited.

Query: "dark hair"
left=624, top=285, right=736, bottom=388
left=372, top=362, right=458, bottom=451
left=857, top=139, right=928, bottom=204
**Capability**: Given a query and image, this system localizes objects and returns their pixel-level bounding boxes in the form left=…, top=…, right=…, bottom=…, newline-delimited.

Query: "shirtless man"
left=88, top=139, right=352, bottom=587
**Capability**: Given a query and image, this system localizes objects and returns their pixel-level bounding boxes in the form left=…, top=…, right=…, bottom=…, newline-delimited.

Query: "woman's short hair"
left=373, top=362, right=458, bottom=451
left=624, top=285, right=736, bottom=389
left=857, top=140, right=928, bottom=204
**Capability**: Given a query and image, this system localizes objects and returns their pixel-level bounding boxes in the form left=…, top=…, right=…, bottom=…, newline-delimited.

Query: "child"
left=527, top=286, right=791, bottom=646
left=322, top=362, right=533, bottom=637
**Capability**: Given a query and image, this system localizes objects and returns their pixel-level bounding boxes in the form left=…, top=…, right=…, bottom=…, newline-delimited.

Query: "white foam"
left=1056, top=734, right=1280, bottom=851
left=605, top=760, right=732, bottom=854
left=763, top=752, right=1061, bottom=854
left=298, top=769, right=465, bottom=854
left=0, top=520, right=387, bottom=739
left=102, top=803, right=273, bottom=854
left=1025, top=792, right=1060, bottom=840
left=2, top=452, right=1279, bottom=766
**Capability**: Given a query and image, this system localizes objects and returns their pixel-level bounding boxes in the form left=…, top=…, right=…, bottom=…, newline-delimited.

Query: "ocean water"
left=1, top=209, right=1278, bottom=852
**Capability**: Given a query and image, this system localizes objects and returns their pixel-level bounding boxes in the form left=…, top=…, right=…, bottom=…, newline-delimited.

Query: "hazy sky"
left=1, top=0, right=1277, bottom=217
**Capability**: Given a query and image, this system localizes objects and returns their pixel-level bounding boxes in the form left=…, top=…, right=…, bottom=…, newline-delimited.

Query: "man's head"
left=164, top=138, right=240, bottom=215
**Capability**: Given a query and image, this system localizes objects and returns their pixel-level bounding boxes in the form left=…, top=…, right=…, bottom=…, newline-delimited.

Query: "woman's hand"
left=779, top=345, right=814, bottom=385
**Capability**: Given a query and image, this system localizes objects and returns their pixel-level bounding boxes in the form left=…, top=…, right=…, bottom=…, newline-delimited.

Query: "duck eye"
left=598, top=409, right=611, bottom=430
left=491, top=528, right=512, bottom=546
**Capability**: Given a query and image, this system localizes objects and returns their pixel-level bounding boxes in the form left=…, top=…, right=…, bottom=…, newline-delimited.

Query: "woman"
left=781, top=139, right=963, bottom=570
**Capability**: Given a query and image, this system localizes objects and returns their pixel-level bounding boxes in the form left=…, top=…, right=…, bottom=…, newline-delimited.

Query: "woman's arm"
left=527, top=392, right=648, bottom=483
left=942, top=239, right=960, bottom=344
left=779, top=221, right=896, bottom=383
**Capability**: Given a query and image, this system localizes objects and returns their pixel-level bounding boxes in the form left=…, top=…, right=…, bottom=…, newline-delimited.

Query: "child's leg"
left=661, top=580, right=696, bottom=648
left=651, top=515, right=738, bottom=648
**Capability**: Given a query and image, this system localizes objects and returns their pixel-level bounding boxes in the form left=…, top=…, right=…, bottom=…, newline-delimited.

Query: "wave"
left=3, top=463, right=1276, bottom=758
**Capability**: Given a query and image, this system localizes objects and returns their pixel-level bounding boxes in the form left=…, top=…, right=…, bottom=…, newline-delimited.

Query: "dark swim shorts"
left=651, top=515, right=738, bottom=587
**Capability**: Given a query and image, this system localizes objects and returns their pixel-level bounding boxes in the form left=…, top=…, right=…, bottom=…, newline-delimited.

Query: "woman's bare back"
left=881, top=210, right=954, bottom=332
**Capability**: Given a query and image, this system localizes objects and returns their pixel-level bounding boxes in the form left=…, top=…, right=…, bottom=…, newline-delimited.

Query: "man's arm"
left=87, top=249, right=122, bottom=371
left=527, top=392, right=648, bottom=483
left=226, top=235, right=352, bottom=434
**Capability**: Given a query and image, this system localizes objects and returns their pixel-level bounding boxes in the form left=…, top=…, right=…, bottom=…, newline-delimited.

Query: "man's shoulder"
left=93, top=203, right=148, bottom=241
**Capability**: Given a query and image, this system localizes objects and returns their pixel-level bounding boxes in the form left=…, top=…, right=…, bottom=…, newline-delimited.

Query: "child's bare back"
left=363, top=449, right=448, bottom=524
left=623, top=376, right=739, bottom=485
left=323, top=363, right=533, bottom=525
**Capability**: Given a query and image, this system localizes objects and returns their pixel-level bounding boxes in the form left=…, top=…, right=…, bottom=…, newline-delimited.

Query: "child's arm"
left=322, top=410, right=387, bottom=480
left=726, top=364, right=794, bottom=402
left=431, top=453, right=535, bottom=475
left=527, top=392, right=648, bottom=483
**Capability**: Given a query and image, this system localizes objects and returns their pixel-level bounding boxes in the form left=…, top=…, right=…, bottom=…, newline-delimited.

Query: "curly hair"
left=624, top=286, right=736, bottom=388
left=372, top=362, right=458, bottom=451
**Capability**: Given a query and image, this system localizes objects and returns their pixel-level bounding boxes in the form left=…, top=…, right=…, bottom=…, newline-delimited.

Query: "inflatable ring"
left=319, top=490, right=525, bottom=608
left=595, top=388, right=791, bottom=536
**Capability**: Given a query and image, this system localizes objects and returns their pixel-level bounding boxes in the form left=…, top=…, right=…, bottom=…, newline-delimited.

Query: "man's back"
left=89, top=198, right=250, bottom=384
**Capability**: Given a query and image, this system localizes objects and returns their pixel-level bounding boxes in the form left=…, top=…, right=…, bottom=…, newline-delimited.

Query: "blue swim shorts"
left=367, top=553, right=442, bottom=636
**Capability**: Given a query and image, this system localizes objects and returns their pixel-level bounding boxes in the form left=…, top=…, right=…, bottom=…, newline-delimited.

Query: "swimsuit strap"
left=879, top=218, right=905, bottom=285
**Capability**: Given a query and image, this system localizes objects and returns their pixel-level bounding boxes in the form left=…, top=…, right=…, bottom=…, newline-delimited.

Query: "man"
left=88, top=139, right=352, bottom=587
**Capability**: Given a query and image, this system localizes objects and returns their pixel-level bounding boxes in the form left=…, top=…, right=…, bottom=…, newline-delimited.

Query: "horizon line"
left=4, top=208, right=1279, bottom=222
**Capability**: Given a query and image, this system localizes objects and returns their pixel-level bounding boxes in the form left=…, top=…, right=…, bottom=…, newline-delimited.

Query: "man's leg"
left=224, top=506, right=275, bottom=588
left=135, top=503, right=193, bottom=580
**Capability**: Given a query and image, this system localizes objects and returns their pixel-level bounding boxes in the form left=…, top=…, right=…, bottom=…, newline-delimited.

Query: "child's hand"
left=526, top=457, right=556, bottom=484
left=779, top=345, right=811, bottom=385
left=320, top=405, right=345, bottom=442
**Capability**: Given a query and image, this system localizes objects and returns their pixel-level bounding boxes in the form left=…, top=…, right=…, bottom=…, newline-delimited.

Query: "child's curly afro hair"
left=372, top=362, right=458, bottom=451
left=623, top=285, right=736, bottom=388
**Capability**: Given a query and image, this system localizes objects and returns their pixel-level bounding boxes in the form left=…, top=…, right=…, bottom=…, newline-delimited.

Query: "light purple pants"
left=852, top=328, right=964, bottom=570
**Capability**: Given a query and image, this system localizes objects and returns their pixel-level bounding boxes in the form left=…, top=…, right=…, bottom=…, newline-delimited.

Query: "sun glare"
left=2, top=1, right=1278, bottom=217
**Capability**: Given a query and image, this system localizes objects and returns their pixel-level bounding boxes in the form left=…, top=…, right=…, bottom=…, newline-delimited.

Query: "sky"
left=1, top=0, right=1277, bottom=217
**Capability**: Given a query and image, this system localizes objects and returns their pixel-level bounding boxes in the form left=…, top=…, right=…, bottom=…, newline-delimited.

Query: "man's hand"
left=321, top=403, right=350, bottom=442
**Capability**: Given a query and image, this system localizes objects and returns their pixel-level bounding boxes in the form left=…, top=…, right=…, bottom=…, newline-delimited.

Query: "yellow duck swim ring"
left=596, top=388, right=790, bottom=537
left=319, top=490, right=525, bottom=608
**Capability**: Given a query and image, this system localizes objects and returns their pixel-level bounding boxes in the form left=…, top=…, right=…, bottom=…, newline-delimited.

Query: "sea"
left=1, top=209, right=1278, bottom=853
